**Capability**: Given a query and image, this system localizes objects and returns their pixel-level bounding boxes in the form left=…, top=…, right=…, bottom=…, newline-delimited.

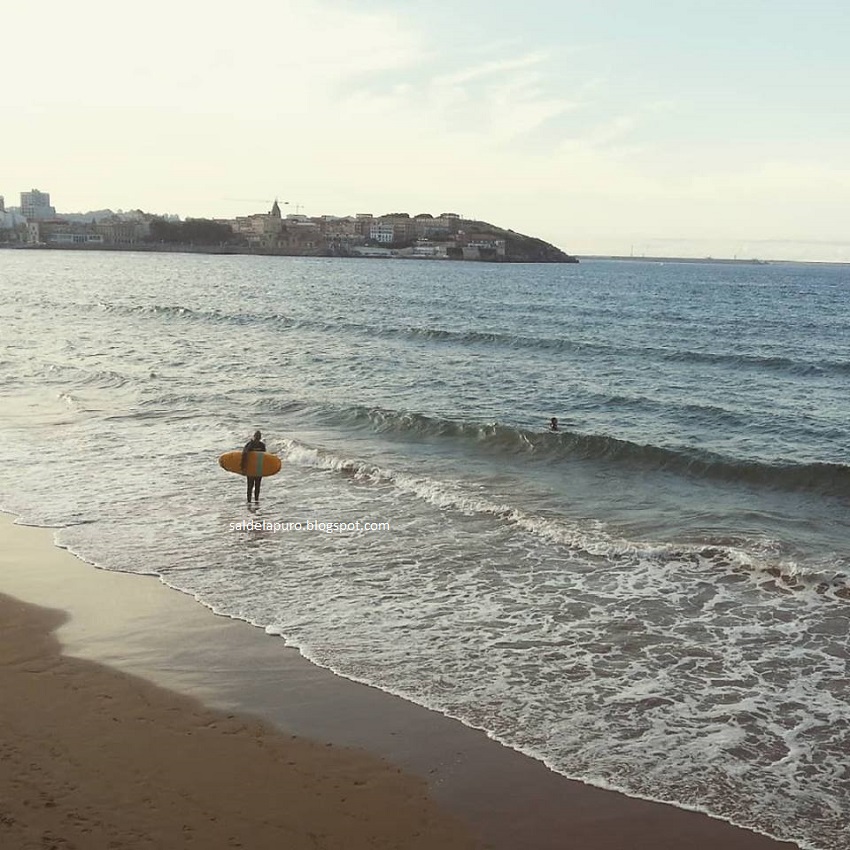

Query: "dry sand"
left=0, top=514, right=799, bottom=849
left=0, top=593, right=483, bottom=850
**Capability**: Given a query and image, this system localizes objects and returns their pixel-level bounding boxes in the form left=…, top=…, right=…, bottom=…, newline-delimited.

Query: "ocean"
left=1, top=249, right=848, bottom=849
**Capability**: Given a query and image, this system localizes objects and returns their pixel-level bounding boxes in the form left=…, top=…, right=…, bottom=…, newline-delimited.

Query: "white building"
left=47, top=230, right=104, bottom=245
left=369, top=222, right=395, bottom=243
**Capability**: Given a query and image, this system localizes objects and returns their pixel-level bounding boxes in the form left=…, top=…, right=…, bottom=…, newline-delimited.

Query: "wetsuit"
left=242, top=438, right=266, bottom=502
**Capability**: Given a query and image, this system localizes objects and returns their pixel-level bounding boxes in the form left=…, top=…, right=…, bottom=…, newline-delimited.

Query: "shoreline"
left=7, top=244, right=847, bottom=266
left=0, top=243, right=579, bottom=264
left=0, top=513, right=800, bottom=849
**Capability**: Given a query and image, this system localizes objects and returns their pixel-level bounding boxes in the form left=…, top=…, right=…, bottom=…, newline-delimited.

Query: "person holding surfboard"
left=242, top=430, right=266, bottom=503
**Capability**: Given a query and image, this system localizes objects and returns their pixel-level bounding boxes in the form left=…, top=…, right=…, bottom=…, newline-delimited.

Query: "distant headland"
left=579, top=255, right=769, bottom=265
left=0, top=190, right=578, bottom=264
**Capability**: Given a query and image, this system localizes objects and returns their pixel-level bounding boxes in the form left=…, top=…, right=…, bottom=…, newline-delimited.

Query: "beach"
left=0, top=514, right=800, bottom=849
left=3, top=251, right=845, bottom=848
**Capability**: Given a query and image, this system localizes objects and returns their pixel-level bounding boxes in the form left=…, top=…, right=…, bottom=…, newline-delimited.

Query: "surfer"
left=549, top=417, right=559, bottom=432
left=242, top=430, right=266, bottom=503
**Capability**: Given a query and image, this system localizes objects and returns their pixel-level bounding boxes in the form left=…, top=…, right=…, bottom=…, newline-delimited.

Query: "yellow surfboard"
left=219, top=450, right=282, bottom=477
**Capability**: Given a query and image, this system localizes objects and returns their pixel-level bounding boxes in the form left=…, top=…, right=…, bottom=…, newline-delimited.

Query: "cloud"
left=335, top=44, right=581, bottom=153
left=6, top=0, right=423, bottom=111
left=434, top=53, right=550, bottom=86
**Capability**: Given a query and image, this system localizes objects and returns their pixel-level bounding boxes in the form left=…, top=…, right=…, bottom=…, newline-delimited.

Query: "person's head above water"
left=549, top=417, right=558, bottom=431
left=253, top=430, right=262, bottom=441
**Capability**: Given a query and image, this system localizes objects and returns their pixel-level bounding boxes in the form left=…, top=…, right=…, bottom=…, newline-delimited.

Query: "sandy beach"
left=0, top=513, right=800, bottom=850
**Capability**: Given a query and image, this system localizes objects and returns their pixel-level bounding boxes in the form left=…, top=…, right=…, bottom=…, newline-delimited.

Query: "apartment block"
left=21, top=189, right=56, bottom=220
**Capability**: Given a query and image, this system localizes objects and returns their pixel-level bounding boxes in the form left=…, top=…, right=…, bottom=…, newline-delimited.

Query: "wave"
left=376, top=329, right=850, bottom=376
left=95, top=301, right=299, bottom=329
left=311, top=405, right=850, bottom=498
left=659, top=348, right=850, bottom=376
left=279, top=436, right=680, bottom=560
left=57, top=391, right=90, bottom=413
left=749, top=558, right=850, bottom=599
left=278, top=437, right=850, bottom=599
left=44, top=363, right=131, bottom=390
left=52, top=300, right=849, bottom=378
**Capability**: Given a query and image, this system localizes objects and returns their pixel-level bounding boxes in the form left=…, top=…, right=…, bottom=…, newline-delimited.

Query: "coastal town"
left=0, top=188, right=576, bottom=263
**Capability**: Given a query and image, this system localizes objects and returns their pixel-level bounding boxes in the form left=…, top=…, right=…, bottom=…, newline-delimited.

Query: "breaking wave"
left=314, top=405, right=850, bottom=498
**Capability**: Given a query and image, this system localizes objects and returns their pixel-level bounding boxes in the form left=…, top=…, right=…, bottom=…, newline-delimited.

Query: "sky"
left=5, top=0, right=850, bottom=260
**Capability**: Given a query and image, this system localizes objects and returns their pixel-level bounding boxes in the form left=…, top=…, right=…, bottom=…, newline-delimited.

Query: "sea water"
left=1, top=250, right=848, bottom=849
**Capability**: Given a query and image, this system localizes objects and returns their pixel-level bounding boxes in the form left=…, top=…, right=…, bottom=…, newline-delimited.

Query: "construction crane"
left=224, top=198, right=304, bottom=214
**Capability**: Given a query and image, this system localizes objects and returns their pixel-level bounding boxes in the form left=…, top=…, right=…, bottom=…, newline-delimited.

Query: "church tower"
left=270, top=199, right=281, bottom=219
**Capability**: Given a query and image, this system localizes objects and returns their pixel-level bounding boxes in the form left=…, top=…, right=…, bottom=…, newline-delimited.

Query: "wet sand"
left=0, top=514, right=799, bottom=849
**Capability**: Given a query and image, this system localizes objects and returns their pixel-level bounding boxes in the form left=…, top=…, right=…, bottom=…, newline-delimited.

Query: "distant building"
left=94, top=216, right=151, bottom=245
left=371, top=214, right=416, bottom=243
left=354, top=214, right=374, bottom=238
left=21, top=189, right=56, bottom=220
left=410, top=212, right=462, bottom=238
left=47, top=229, right=105, bottom=246
left=464, top=238, right=506, bottom=259
left=454, top=229, right=506, bottom=259
left=232, top=200, right=284, bottom=248
left=0, top=195, right=4, bottom=212
left=434, top=213, right=461, bottom=233
left=320, top=216, right=361, bottom=242
left=369, top=221, right=396, bottom=243
left=0, top=205, right=27, bottom=233
left=411, top=240, right=448, bottom=259
left=282, top=219, right=321, bottom=252
left=34, top=220, right=104, bottom=245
